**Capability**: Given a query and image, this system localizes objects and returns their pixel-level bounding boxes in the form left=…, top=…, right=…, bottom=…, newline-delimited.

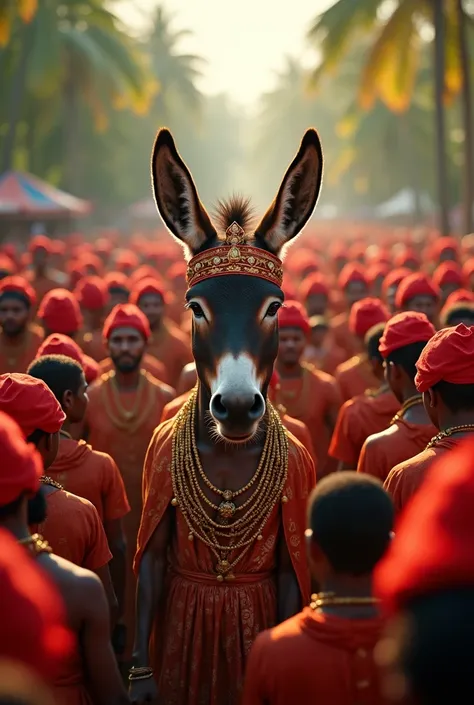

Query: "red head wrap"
left=38, top=289, right=83, bottom=334
left=431, top=236, right=459, bottom=262
left=366, top=263, right=390, bottom=286
left=28, top=235, right=53, bottom=254
left=0, top=411, right=42, bottom=504
left=462, top=258, right=474, bottom=280
left=415, top=323, right=474, bottom=391
left=444, top=289, right=474, bottom=307
left=432, top=261, right=465, bottom=289
left=278, top=301, right=310, bottom=335
left=0, top=527, right=72, bottom=679
left=105, top=271, right=130, bottom=293
left=129, top=265, right=162, bottom=286
left=349, top=298, right=389, bottom=338
left=0, top=276, right=36, bottom=307
left=299, top=273, right=329, bottom=300
left=74, top=276, right=109, bottom=311
left=395, top=272, right=440, bottom=309
left=35, top=334, right=98, bottom=384
left=379, top=312, right=436, bottom=358
left=0, top=373, right=65, bottom=438
left=130, top=277, right=166, bottom=306
left=393, top=247, right=420, bottom=269
left=337, top=263, right=368, bottom=291
left=381, top=268, right=411, bottom=298
left=115, top=250, right=139, bottom=272
left=103, top=304, right=151, bottom=341
left=0, top=254, right=16, bottom=275
left=375, top=438, right=474, bottom=614
left=77, top=253, right=104, bottom=277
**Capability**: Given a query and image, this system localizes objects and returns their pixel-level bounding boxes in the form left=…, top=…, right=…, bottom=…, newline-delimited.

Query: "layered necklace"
left=101, top=369, right=156, bottom=433
left=390, top=394, right=423, bottom=425
left=170, top=387, right=289, bottom=581
left=426, top=424, right=474, bottom=449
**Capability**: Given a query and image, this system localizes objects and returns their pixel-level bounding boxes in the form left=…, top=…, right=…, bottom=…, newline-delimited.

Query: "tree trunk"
left=61, top=55, right=79, bottom=193
left=432, top=0, right=451, bottom=234
left=457, top=0, right=474, bottom=233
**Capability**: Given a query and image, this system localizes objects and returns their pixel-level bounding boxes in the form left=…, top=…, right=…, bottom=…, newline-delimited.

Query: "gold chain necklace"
left=426, top=424, right=474, bottom=449
left=170, top=387, right=289, bottom=580
left=101, top=370, right=156, bottom=432
left=19, top=533, right=52, bottom=556
left=40, top=476, right=64, bottom=490
left=310, top=592, right=379, bottom=609
left=390, top=394, right=423, bottom=425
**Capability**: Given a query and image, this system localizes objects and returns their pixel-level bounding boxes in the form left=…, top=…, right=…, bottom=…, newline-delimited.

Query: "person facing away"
left=0, top=409, right=129, bottom=705
left=242, top=472, right=394, bottom=705
left=357, top=312, right=437, bottom=483
left=27, top=354, right=130, bottom=633
left=0, top=277, right=43, bottom=374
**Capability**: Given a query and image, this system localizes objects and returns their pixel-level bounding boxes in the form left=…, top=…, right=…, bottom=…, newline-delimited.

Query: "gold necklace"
left=426, top=424, right=474, bottom=449
left=101, top=370, right=156, bottom=432
left=40, top=476, right=63, bottom=490
left=19, top=533, right=52, bottom=556
left=310, top=592, right=379, bottom=609
left=390, top=394, right=423, bottom=425
left=170, top=387, right=289, bottom=580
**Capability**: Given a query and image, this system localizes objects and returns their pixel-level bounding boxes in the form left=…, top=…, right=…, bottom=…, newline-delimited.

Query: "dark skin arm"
left=81, top=574, right=130, bottom=705
left=104, top=517, right=127, bottom=622
left=277, top=528, right=300, bottom=623
left=130, top=506, right=173, bottom=705
left=93, top=563, right=119, bottom=628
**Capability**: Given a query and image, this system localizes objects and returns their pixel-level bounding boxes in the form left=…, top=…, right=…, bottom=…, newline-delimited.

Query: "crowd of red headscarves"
left=2, top=224, right=474, bottom=704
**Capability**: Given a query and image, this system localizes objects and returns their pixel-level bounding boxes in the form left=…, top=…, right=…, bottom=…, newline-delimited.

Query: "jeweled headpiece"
left=186, top=222, right=283, bottom=289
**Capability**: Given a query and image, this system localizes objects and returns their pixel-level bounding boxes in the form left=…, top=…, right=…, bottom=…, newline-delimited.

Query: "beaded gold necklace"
left=390, top=394, right=423, bottom=425
left=170, top=387, right=289, bottom=581
left=40, top=476, right=64, bottom=491
left=19, top=533, right=52, bottom=556
left=310, top=592, right=379, bottom=609
left=101, top=370, right=156, bottom=433
left=426, top=424, right=474, bottom=449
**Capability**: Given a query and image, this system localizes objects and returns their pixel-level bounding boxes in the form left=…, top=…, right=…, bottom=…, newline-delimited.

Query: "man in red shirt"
left=0, top=277, right=43, bottom=374
left=242, top=472, right=394, bottom=705
left=395, top=272, right=440, bottom=325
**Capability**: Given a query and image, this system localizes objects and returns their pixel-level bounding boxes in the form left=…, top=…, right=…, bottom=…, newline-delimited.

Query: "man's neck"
left=276, top=360, right=303, bottom=380
left=60, top=418, right=75, bottom=437
left=400, top=384, right=431, bottom=424
left=150, top=319, right=163, bottom=335
left=439, top=410, right=474, bottom=432
left=1, top=327, right=27, bottom=345
left=114, top=367, right=141, bottom=390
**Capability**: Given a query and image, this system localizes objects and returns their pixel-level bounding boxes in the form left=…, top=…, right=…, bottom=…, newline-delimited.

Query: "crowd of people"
left=0, top=225, right=474, bottom=705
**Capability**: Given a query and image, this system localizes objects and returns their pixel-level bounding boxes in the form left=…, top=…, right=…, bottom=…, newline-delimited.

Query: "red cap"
left=38, top=289, right=83, bottom=334
left=105, top=271, right=130, bottom=292
left=0, top=276, right=36, bottom=307
left=366, top=262, right=390, bottom=286
left=379, top=311, right=436, bottom=358
left=0, top=410, right=42, bottom=504
left=381, top=268, right=411, bottom=298
left=115, top=250, right=139, bottom=272
left=77, top=253, right=104, bottom=277
left=375, top=438, right=474, bottom=614
left=28, top=235, right=53, bottom=254
left=415, top=323, right=474, bottom=391
left=444, top=289, right=474, bottom=307
left=0, top=526, right=72, bottom=679
left=299, top=273, right=329, bottom=300
left=432, top=261, right=465, bottom=289
left=462, top=258, right=474, bottom=280
left=348, top=297, right=390, bottom=338
left=0, top=254, right=16, bottom=275
left=431, top=236, right=459, bottom=261
left=103, top=304, right=151, bottom=341
left=130, top=277, right=166, bottom=306
left=0, top=373, right=65, bottom=438
left=129, top=265, right=162, bottom=286
left=167, top=261, right=188, bottom=282
left=337, top=263, right=368, bottom=290
left=74, top=276, right=109, bottom=312
left=35, top=333, right=98, bottom=385
left=393, top=247, right=420, bottom=269
left=278, top=300, right=310, bottom=335
left=395, top=272, right=440, bottom=309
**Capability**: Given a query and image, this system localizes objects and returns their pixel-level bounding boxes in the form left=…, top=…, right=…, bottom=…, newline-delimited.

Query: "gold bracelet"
left=129, top=672, right=154, bottom=682
left=128, top=666, right=153, bottom=681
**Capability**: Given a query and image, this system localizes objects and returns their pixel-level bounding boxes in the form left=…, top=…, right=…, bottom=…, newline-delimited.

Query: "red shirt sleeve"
left=100, top=453, right=131, bottom=522
left=82, top=501, right=113, bottom=571
left=241, top=632, right=269, bottom=705
left=328, top=400, right=359, bottom=467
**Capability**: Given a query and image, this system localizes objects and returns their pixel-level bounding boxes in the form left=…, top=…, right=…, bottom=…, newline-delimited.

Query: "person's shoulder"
left=143, top=370, right=176, bottom=400
left=385, top=446, right=436, bottom=492
left=87, top=372, right=110, bottom=397
left=28, top=322, right=44, bottom=343
left=287, top=432, right=315, bottom=495
left=335, top=354, right=362, bottom=377
left=148, top=418, right=175, bottom=452
left=303, top=363, right=336, bottom=386
left=363, top=423, right=398, bottom=452
left=86, top=444, right=118, bottom=471
left=253, top=612, right=306, bottom=655
left=330, top=312, right=348, bottom=330
left=53, top=487, right=98, bottom=515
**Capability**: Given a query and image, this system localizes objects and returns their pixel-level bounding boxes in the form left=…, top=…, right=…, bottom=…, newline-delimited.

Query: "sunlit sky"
left=114, top=0, right=332, bottom=108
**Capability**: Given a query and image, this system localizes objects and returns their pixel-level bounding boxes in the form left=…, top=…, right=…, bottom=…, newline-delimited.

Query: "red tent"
left=0, top=171, right=91, bottom=219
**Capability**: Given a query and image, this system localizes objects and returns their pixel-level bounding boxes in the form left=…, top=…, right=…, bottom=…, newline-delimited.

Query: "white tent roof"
left=374, top=189, right=434, bottom=217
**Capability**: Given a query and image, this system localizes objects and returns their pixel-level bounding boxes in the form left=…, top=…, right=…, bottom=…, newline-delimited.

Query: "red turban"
left=115, top=250, right=139, bottom=272
left=0, top=276, right=36, bottom=307
left=366, top=263, right=390, bottom=286
left=36, top=334, right=98, bottom=384
left=77, top=253, right=104, bottom=277
left=278, top=300, right=310, bottom=335
left=38, top=289, right=83, bottom=334
left=130, top=277, right=166, bottom=306
left=431, top=235, right=459, bottom=261
left=129, top=265, right=162, bottom=286
left=299, top=273, right=329, bottom=300
left=67, top=263, right=87, bottom=289
left=444, top=289, right=474, bottom=307
left=337, top=263, right=368, bottom=291
left=167, top=261, right=188, bottom=282
left=348, top=298, right=389, bottom=338
left=281, top=278, right=298, bottom=301
left=28, top=235, right=53, bottom=254
left=395, top=273, right=440, bottom=309
left=103, top=303, right=151, bottom=341
left=375, top=438, right=474, bottom=614
left=379, top=312, right=436, bottom=358
left=74, top=276, right=109, bottom=311
left=0, top=410, right=42, bottom=504
left=381, top=268, right=411, bottom=298
left=0, top=254, right=16, bottom=275
left=393, top=247, right=420, bottom=269
left=415, top=323, right=474, bottom=391
left=0, top=373, right=65, bottom=438
left=432, top=261, right=465, bottom=289
left=462, top=257, right=474, bottom=280
left=105, top=271, right=130, bottom=292
left=0, top=527, right=72, bottom=679
left=95, top=238, right=113, bottom=256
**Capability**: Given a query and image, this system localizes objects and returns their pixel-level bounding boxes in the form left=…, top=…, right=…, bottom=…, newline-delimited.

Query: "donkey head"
left=152, top=128, right=323, bottom=443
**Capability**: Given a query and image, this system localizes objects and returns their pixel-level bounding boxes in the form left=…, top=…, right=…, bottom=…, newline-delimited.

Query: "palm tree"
left=456, top=0, right=473, bottom=232
left=307, top=0, right=472, bottom=234
left=0, top=0, right=37, bottom=46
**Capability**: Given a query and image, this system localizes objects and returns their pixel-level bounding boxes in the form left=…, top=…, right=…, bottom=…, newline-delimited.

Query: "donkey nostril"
left=211, top=394, right=228, bottom=421
left=249, top=394, right=265, bottom=420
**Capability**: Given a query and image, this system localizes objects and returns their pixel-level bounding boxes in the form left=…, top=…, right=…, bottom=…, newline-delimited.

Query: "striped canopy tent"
left=0, top=171, right=92, bottom=219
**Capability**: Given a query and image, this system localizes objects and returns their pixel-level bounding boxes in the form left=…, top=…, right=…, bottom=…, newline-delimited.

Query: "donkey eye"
left=265, top=301, right=282, bottom=318
left=188, top=302, right=205, bottom=319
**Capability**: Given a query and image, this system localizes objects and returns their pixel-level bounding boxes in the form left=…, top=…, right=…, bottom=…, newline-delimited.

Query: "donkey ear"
left=151, top=128, right=217, bottom=256
left=254, top=129, right=323, bottom=256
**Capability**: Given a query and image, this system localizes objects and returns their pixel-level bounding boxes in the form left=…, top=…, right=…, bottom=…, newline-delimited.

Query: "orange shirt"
left=277, top=366, right=341, bottom=468
left=384, top=437, right=461, bottom=514
left=357, top=418, right=437, bottom=484
left=48, top=438, right=130, bottom=523
left=134, top=419, right=315, bottom=705
left=335, top=355, right=380, bottom=402
left=99, top=353, right=168, bottom=386
left=35, top=486, right=112, bottom=570
left=80, top=329, right=108, bottom=362
left=329, top=390, right=400, bottom=469
left=146, top=320, right=192, bottom=387
left=242, top=608, right=387, bottom=705
left=0, top=324, right=43, bottom=374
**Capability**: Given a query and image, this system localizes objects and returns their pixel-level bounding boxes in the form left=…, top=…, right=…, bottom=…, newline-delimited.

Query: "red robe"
left=329, top=390, right=400, bottom=469
left=335, top=355, right=380, bottom=402
left=134, top=419, right=316, bottom=705
left=357, top=418, right=438, bottom=483
left=242, top=608, right=387, bottom=705
left=0, top=324, right=43, bottom=374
